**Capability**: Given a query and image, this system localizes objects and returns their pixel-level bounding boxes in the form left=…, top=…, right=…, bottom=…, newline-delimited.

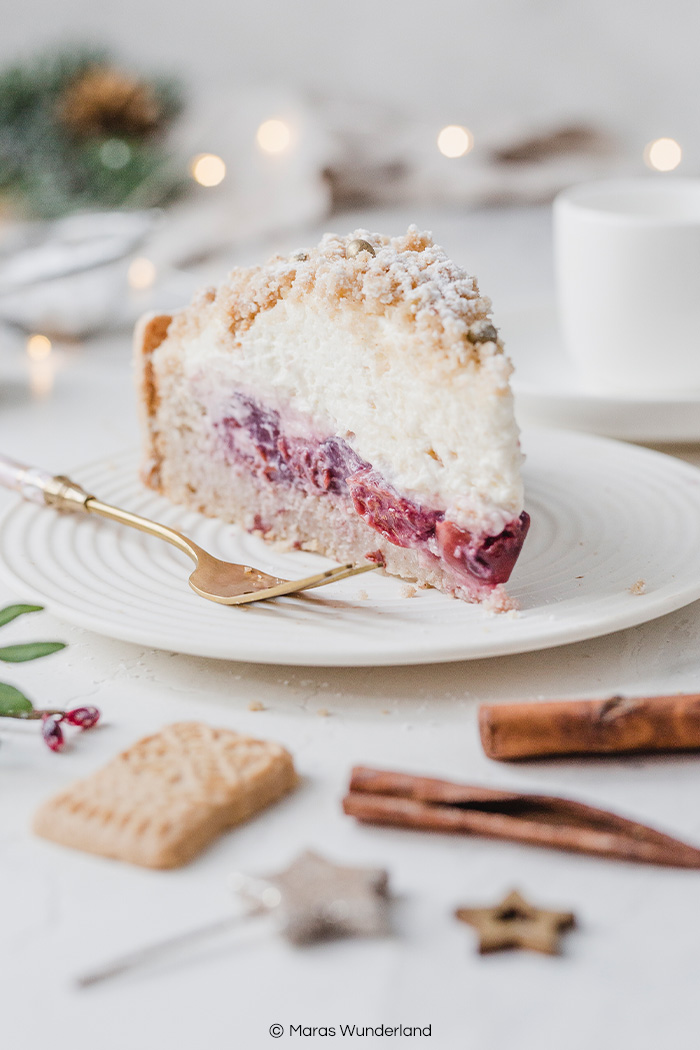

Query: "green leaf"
left=0, top=681, right=34, bottom=715
left=0, top=604, right=43, bottom=627
left=0, top=641, right=66, bottom=662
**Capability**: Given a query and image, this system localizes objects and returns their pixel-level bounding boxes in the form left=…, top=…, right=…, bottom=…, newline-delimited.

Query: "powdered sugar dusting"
left=291, top=227, right=496, bottom=366
left=175, top=227, right=498, bottom=369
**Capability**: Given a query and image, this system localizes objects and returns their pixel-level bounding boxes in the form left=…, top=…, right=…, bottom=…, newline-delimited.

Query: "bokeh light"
left=190, top=153, right=227, bottom=186
left=256, top=119, right=292, bottom=154
left=644, top=137, right=682, bottom=172
left=99, top=139, right=132, bottom=170
left=26, top=334, right=52, bottom=360
left=128, top=257, right=157, bottom=290
left=437, top=125, right=474, bottom=158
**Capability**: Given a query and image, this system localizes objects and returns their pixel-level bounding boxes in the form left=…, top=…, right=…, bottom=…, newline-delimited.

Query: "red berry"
left=64, top=706, right=100, bottom=729
left=41, top=714, right=65, bottom=752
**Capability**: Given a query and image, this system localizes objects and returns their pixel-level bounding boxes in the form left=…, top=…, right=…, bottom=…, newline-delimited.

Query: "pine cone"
left=56, top=66, right=162, bottom=138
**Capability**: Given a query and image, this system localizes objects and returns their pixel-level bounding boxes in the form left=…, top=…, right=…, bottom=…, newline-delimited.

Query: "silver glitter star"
left=76, top=851, right=391, bottom=988
left=229, top=850, right=391, bottom=944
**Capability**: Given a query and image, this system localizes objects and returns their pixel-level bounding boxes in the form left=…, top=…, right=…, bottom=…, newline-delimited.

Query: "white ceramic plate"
left=503, top=305, right=700, bottom=442
left=1, top=431, right=700, bottom=666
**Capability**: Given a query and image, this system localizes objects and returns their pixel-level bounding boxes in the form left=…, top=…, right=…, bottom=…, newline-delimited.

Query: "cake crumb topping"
left=176, top=227, right=500, bottom=367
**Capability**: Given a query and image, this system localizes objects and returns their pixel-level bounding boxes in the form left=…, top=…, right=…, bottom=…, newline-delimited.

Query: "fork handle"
left=0, top=454, right=198, bottom=562
left=0, top=454, right=93, bottom=510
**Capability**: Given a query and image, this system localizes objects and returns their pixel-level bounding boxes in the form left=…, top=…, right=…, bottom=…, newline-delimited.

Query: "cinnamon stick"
left=479, top=693, right=700, bottom=761
left=343, top=766, right=700, bottom=869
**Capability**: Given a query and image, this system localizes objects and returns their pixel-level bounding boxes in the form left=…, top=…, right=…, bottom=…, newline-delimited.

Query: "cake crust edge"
left=135, top=311, right=172, bottom=488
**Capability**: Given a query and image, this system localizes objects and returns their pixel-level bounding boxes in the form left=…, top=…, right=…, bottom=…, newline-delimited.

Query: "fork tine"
left=296, top=561, right=378, bottom=592
left=225, top=562, right=377, bottom=605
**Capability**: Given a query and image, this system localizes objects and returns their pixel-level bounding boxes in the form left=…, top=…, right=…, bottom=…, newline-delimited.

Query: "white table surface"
left=3, top=206, right=700, bottom=1050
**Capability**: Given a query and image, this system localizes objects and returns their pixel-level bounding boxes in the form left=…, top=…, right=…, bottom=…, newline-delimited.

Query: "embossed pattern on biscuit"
left=32, top=723, right=297, bottom=868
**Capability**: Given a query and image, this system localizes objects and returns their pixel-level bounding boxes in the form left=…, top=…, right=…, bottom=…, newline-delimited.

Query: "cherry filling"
left=347, top=471, right=529, bottom=586
left=435, top=514, right=530, bottom=586
left=216, top=396, right=364, bottom=492
left=345, top=469, right=440, bottom=547
left=215, top=395, right=529, bottom=587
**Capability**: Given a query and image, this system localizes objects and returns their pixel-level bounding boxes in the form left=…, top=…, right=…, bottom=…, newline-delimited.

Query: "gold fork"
left=0, top=456, right=377, bottom=604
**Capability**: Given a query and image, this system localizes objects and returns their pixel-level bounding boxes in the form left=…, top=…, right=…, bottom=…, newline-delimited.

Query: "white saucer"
left=2, top=432, right=700, bottom=665
left=502, top=305, right=700, bottom=443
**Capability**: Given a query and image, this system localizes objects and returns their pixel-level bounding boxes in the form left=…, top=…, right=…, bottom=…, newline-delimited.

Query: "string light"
left=128, top=257, right=157, bottom=290
left=437, top=125, right=474, bottom=159
left=644, top=137, right=682, bottom=172
left=26, top=334, right=52, bottom=360
left=190, top=153, right=226, bottom=187
left=26, top=334, right=54, bottom=398
left=256, top=119, right=292, bottom=154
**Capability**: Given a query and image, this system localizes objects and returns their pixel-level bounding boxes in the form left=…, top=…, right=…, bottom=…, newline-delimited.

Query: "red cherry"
left=63, top=706, right=100, bottom=729
left=41, top=714, right=65, bottom=752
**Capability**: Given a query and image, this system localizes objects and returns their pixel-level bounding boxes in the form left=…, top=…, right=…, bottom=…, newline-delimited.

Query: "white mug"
left=554, top=178, right=700, bottom=394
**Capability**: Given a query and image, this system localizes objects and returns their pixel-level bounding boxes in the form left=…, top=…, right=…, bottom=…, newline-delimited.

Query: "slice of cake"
left=135, top=227, right=529, bottom=606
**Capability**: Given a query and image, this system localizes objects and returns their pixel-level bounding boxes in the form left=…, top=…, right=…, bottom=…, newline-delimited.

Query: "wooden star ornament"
left=455, top=889, right=576, bottom=955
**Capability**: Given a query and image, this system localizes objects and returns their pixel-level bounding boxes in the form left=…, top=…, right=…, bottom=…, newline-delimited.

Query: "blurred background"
left=1, top=0, right=694, bottom=159
left=0, top=0, right=697, bottom=437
